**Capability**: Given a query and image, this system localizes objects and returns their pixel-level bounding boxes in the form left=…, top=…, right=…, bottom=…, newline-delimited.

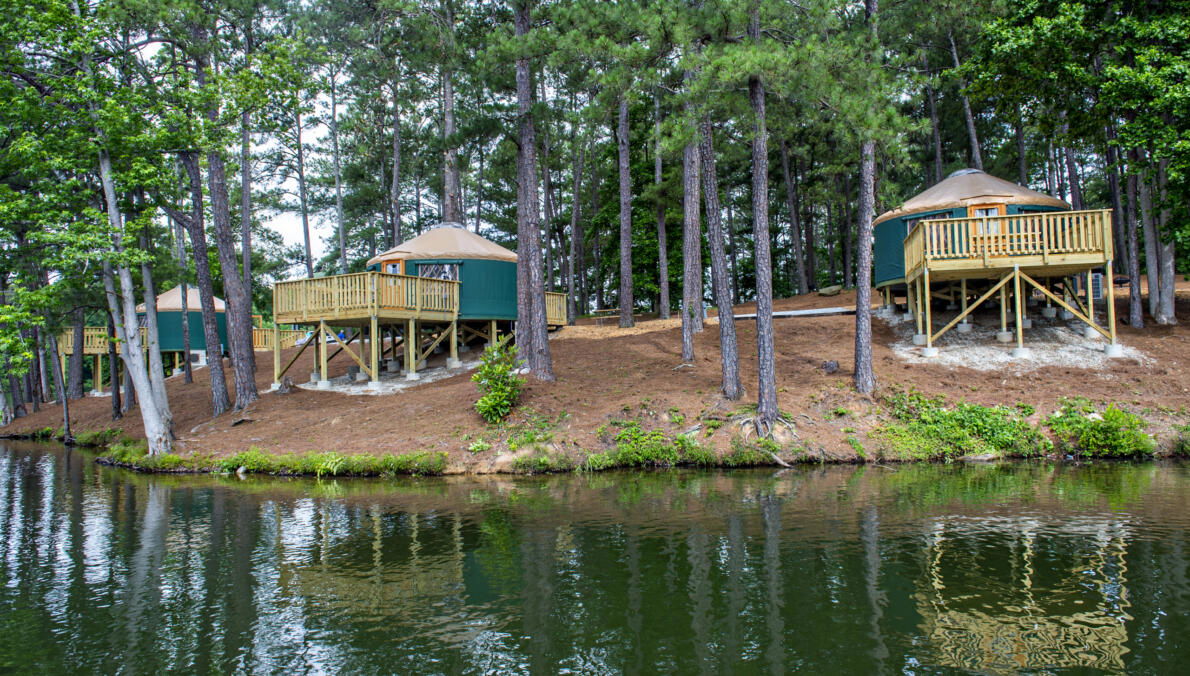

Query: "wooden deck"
left=905, top=209, right=1112, bottom=283
left=900, top=209, right=1119, bottom=356
left=58, top=327, right=142, bottom=355
left=270, top=271, right=567, bottom=386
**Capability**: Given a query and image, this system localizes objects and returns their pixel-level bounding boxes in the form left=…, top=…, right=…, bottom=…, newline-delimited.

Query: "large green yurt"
left=365, top=223, right=520, bottom=321
left=136, top=286, right=228, bottom=353
left=873, top=169, right=1070, bottom=289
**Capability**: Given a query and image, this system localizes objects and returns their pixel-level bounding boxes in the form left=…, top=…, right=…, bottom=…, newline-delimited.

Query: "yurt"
left=136, top=286, right=228, bottom=355
left=873, top=169, right=1070, bottom=289
left=366, top=223, right=520, bottom=321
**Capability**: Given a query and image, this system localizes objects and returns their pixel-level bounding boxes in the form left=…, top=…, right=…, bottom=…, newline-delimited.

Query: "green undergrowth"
left=1046, top=398, right=1155, bottom=458
left=582, top=421, right=792, bottom=472
left=99, top=443, right=447, bottom=477
left=1176, top=425, right=1190, bottom=457
left=872, top=389, right=1052, bottom=461
left=73, top=428, right=124, bottom=447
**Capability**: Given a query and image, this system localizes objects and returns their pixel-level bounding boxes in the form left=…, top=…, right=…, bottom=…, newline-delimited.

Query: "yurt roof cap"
left=874, top=169, right=1070, bottom=225
left=136, top=286, right=225, bottom=313
left=366, top=223, right=517, bottom=266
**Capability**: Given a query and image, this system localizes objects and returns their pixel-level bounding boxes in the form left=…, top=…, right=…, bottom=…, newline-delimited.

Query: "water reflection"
left=1, top=442, right=1189, bottom=674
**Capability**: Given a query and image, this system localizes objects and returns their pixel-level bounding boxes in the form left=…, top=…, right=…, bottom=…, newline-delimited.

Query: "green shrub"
left=511, top=452, right=575, bottom=474
left=218, top=448, right=279, bottom=473
left=105, top=440, right=149, bottom=464
left=1047, top=400, right=1154, bottom=458
left=874, top=389, right=1051, bottom=461
left=472, top=343, right=525, bottom=423
left=1175, top=425, right=1190, bottom=457
left=580, top=422, right=745, bottom=470
left=74, top=428, right=122, bottom=447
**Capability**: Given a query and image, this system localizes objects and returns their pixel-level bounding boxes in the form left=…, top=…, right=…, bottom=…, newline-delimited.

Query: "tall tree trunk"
left=778, top=141, right=808, bottom=294
left=295, top=110, right=314, bottom=277
left=842, top=178, right=854, bottom=287
left=801, top=157, right=817, bottom=288
left=442, top=67, right=462, bottom=223
left=700, top=119, right=742, bottom=400
left=390, top=81, right=403, bottom=247
left=1139, top=163, right=1160, bottom=319
left=204, top=150, right=258, bottom=408
left=1124, top=149, right=1144, bottom=327
left=240, top=110, right=253, bottom=292
left=1061, top=129, right=1083, bottom=209
left=139, top=228, right=174, bottom=431
left=681, top=133, right=702, bottom=363
left=1103, top=127, right=1126, bottom=273
left=654, top=94, right=670, bottom=319
left=107, top=313, right=121, bottom=420
left=171, top=213, right=193, bottom=384
left=948, top=31, right=982, bottom=171
left=922, top=52, right=943, bottom=184
left=67, top=308, right=85, bottom=399
left=330, top=74, right=347, bottom=274
left=1015, top=115, right=1027, bottom=185
left=97, top=150, right=171, bottom=454
left=1154, top=159, right=1176, bottom=324
left=749, top=4, right=777, bottom=430
left=567, top=145, right=585, bottom=325
left=541, top=103, right=557, bottom=291
left=45, top=330, right=71, bottom=443
left=179, top=153, right=231, bottom=416
left=514, top=0, right=554, bottom=381
left=616, top=95, right=635, bottom=328
left=855, top=141, right=877, bottom=394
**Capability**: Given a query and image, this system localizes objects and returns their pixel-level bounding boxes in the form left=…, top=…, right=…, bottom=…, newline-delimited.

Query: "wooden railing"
left=274, top=271, right=460, bottom=322
left=59, top=327, right=146, bottom=355
left=252, top=328, right=307, bottom=351
left=904, top=209, right=1112, bottom=279
left=545, top=292, right=567, bottom=325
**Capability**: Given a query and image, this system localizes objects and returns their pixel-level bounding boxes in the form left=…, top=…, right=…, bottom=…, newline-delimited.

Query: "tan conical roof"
left=136, top=286, right=225, bottom=313
left=874, top=169, right=1069, bottom=225
left=366, top=223, right=517, bottom=267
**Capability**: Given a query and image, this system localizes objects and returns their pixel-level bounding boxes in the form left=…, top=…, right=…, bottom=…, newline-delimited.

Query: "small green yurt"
left=873, top=169, right=1070, bottom=289
left=365, top=223, right=519, bottom=321
left=136, top=286, right=228, bottom=353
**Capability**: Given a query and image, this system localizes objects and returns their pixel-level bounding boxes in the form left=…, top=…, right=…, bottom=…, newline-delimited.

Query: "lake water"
left=2, top=441, right=1189, bottom=674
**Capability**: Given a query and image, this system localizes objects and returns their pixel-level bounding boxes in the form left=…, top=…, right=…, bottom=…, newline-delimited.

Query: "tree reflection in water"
left=0, top=442, right=1188, bottom=673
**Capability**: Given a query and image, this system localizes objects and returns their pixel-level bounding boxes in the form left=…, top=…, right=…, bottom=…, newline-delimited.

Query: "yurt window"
left=385, top=262, right=402, bottom=275
left=968, top=204, right=1005, bottom=234
left=417, top=263, right=460, bottom=281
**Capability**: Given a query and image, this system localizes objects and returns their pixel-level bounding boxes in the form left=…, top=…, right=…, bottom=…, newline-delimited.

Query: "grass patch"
left=1046, top=398, right=1154, bottom=459
left=99, top=444, right=448, bottom=477
left=580, top=420, right=787, bottom=471
left=872, top=389, right=1052, bottom=461
left=73, top=428, right=123, bottom=447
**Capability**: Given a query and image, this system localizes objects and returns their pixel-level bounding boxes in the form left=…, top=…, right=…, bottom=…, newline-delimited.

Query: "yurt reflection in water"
left=913, top=515, right=1130, bottom=671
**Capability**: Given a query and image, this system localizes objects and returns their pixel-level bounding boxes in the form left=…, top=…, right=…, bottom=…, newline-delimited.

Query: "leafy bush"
left=874, top=389, right=1051, bottom=461
left=74, top=428, right=122, bottom=447
left=1175, top=425, right=1190, bottom=457
left=1046, top=399, right=1154, bottom=458
left=511, top=452, right=576, bottom=474
left=582, top=422, right=723, bottom=470
left=472, top=343, right=525, bottom=423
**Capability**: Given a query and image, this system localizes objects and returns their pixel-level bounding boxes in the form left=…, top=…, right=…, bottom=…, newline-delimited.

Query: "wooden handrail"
left=274, top=271, right=461, bottom=320
left=904, top=209, right=1111, bottom=279
left=59, top=327, right=147, bottom=355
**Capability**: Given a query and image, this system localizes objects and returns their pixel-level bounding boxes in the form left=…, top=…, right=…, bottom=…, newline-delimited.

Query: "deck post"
left=923, top=269, right=933, bottom=349
left=488, top=320, right=498, bottom=348
left=996, top=282, right=1012, bottom=343
left=405, top=318, right=420, bottom=380
left=318, top=320, right=329, bottom=388
left=1084, top=269, right=1096, bottom=338
left=447, top=321, right=460, bottom=368
left=272, top=324, right=280, bottom=387
left=1012, top=266, right=1028, bottom=357
left=1104, top=261, right=1120, bottom=356
left=95, top=355, right=102, bottom=394
left=370, top=315, right=380, bottom=386
left=958, top=279, right=970, bottom=332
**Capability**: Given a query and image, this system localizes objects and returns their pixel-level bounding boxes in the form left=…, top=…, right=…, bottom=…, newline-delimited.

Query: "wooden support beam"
left=1013, top=267, right=1024, bottom=350
left=277, top=332, right=313, bottom=381
left=325, top=329, right=361, bottom=367
left=489, top=320, right=498, bottom=347
left=1086, top=269, right=1095, bottom=323
left=405, top=318, right=418, bottom=378
left=1105, top=261, right=1117, bottom=344
left=96, top=355, right=103, bottom=394
left=323, top=326, right=370, bottom=378
left=370, top=316, right=380, bottom=384
left=924, top=269, right=933, bottom=348
left=319, top=320, right=329, bottom=383
left=999, top=283, right=1008, bottom=333
left=272, top=324, right=280, bottom=385
left=449, top=321, right=459, bottom=367
left=1019, top=270, right=1111, bottom=340
left=415, top=323, right=452, bottom=364
left=930, top=272, right=1014, bottom=343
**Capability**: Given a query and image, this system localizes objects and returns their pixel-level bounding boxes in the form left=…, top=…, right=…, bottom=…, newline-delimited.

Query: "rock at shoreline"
left=818, top=285, right=843, bottom=297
